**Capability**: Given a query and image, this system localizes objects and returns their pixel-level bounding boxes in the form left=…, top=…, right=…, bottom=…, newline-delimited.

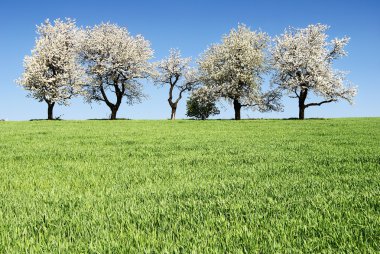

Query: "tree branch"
left=289, top=88, right=300, bottom=98
left=99, top=83, right=114, bottom=108
left=305, top=99, right=336, bottom=108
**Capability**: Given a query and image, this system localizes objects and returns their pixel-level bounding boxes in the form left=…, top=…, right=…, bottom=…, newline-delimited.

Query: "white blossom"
left=190, top=86, right=217, bottom=105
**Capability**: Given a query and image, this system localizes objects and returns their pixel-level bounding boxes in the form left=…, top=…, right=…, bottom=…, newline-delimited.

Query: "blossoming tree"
left=17, top=18, right=83, bottom=120
left=153, top=49, right=198, bottom=120
left=80, top=23, right=153, bottom=120
left=271, top=24, right=357, bottom=119
left=198, top=24, right=282, bottom=120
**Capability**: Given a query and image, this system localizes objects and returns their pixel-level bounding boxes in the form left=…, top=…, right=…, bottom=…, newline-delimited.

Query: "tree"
left=186, top=87, right=220, bottom=120
left=271, top=24, right=357, bottom=120
left=17, top=18, right=83, bottom=120
left=198, top=24, right=281, bottom=120
left=153, top=49, right=198, bottom=120
left=80, top=23, right=153, bottom=120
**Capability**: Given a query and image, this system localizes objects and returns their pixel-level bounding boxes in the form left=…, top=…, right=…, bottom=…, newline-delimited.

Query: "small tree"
left=17, top=18, right=83, bottom=120
left=271, top=24, right=357, bottom=119
left=80, top=23, right=153, bottom=120
left=153, top=49, right=198, bottom=120
left=198, top=24, right=281, bottom=120
left=186, top=87, right=220, bottom=120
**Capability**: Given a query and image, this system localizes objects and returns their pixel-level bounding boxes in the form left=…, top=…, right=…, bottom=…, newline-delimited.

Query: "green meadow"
left=0, top=118, right=379, bottom=253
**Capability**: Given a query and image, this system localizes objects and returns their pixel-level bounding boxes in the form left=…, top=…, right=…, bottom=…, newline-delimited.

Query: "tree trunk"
left=233, top=99, right=242, bottom=120
left=299, top=105, right=305, bottom=120
left=47, top=102, right=55, bottom=120
left=298, top=89, right=308, bottom=120
left=110, top=106, right=119, bottom=120
left=170, top=105, right=177, bottom=120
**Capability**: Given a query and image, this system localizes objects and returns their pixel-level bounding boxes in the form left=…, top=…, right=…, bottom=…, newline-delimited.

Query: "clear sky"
left=0, top=0, right=379, bottom=120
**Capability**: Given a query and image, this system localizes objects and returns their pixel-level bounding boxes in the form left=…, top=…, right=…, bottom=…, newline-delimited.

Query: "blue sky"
left=0, top=0, right=379, bottom=120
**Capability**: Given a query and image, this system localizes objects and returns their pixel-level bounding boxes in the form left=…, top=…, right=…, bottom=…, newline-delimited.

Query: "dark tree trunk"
left=299, top=105, right=305, bottom=120
left=233, top=99, right=242, bottom=120
left=298, top=89, right=308, bottom=120
left=109, top=89, right=122, bottom=120
left=168, top=81, right=182, bottom=121
left=110, top=106, right=119, bottom=120
left=47, top=102, right=55, bottom=120
left=170, top=104, right=177, bottom=120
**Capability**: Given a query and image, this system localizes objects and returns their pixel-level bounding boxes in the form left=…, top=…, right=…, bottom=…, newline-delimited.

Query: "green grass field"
left=0, top=118, right=379, bottom=253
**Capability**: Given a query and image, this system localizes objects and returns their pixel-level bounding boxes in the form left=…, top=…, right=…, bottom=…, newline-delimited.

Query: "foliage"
left=186, top=87, right=220, bottom=120
left=0, top=119, right=379, bottom=252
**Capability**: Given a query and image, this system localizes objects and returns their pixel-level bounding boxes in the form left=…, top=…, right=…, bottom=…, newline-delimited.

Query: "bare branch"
left=305, top=99, right=336, bottom=108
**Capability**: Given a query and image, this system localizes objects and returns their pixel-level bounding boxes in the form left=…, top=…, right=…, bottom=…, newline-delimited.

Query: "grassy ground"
left=0, top=118, right=379, bottom=253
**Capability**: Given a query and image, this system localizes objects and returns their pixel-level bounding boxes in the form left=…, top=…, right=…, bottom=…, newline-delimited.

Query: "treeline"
left=17, top=19, right=357, bottom=120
